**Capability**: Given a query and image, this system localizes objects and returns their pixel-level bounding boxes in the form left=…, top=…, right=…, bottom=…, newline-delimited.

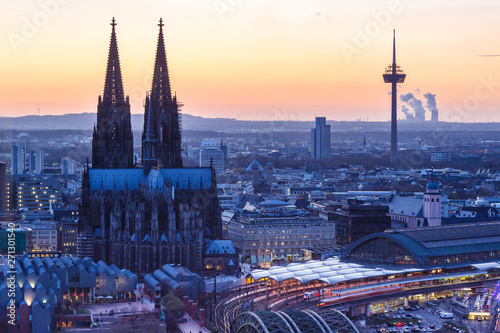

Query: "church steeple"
left=142, top=18, right=182, bottom=169
left=92, top=18, right=134, bottom=168
left=151, top=18, right=172, bottom=109
left=103, top=17, right=125, bottom=105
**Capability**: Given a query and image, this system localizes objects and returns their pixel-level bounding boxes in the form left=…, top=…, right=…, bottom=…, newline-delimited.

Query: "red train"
left=320, top=286, right=402, bottom=308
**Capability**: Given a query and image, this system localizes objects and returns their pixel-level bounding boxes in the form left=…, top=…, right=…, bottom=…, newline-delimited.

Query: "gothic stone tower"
left=92, top=18, right=134, bottom=168
left=142, top=18, right=182, bottom=175
left=80, top=18, right=222, bottom=278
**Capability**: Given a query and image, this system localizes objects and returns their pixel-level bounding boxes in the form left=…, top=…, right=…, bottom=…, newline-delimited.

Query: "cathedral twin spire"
left=93, top=17, right=133, bottom=168
left=142, top=17, right=183, bottom=173
left=103, top=17, right=172, bottom=107
left=102, top=18, right=125, bottom=105
left=93, top=17, right=181, bottom=171
left=151, top=18, right=173, bottom=109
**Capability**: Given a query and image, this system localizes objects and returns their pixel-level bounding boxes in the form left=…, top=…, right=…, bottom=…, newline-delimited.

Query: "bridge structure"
left=230, top=308, right=359, bottom=333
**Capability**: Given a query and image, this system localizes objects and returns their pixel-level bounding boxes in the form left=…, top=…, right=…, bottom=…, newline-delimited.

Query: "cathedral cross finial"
left=111, top=17, right=116, bottom=28
left=158, top=18, right=164, bottom=28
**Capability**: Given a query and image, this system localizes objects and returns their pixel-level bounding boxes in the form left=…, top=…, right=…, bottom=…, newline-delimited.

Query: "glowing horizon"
left=1, top=0, right=500, bottom=122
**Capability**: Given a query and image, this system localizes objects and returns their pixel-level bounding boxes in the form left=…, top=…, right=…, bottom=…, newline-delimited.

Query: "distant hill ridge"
left=0, top=113, right=239, bottom=131
left=0, top=113, right=499, bottom=132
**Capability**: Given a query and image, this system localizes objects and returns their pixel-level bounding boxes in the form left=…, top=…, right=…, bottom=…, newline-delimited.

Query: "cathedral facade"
left=79, top=18, right=221, bottom=277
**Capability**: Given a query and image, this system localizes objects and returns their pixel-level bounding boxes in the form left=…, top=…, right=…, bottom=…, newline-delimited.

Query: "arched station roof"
left=344, top=221, right=500, bottom=265
left=247, top=257, right=422, bottom=285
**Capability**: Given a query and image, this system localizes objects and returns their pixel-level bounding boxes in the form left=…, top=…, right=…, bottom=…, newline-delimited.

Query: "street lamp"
left=266, top=282, right=269, bottom=310
left=251, top=282, right=255, bottom=311
left=318, top=282, right=325, bottom=310
left=286, top=282, right=289, bottom=306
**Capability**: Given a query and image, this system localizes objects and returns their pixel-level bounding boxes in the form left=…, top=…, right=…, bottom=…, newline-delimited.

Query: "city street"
left=177, top=314, right=210, bottom=333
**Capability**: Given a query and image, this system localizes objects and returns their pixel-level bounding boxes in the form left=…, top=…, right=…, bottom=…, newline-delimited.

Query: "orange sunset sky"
left=1, top=0, right=500, bottom=122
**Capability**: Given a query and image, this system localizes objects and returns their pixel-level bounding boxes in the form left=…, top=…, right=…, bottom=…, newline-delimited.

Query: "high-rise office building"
left=61, top=157, right=76, bottom=175
left=14, top=178, right=61, bottom=211
left=199, top=140, right=224, bottom=174
left=311, top=117, right=331, bottom=160
left=28, top=149, right=44, bottom=175
left=11, top=143, right=26, bottom=175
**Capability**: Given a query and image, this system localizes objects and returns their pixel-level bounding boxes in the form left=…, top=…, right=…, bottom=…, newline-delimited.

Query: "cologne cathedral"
left=79, top=18, right=221, bottom=277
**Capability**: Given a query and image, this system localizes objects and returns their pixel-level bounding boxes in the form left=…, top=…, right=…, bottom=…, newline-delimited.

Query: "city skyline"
left=1, top=0, right=500, bottom=122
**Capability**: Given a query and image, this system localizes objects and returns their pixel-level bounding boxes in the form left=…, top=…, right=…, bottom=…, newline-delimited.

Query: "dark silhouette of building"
left=80, top=18, right=221, bottom=277
left=311, top=117, right=331, bottom=160
left=203, top=240, right=239, bottom=276
left=383, top=30, right=406, bottom=168
left=330, top=200, right=391, bottom=243
left=92, top=18, right=134, bottom=168
left=142, top=18, right=182, bottom=174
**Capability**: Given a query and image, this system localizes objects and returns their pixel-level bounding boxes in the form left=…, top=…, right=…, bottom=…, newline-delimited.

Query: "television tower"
left=383, top=30, right=406, bottom=168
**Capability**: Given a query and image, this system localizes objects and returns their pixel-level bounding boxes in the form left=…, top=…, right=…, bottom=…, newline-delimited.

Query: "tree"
left=160, top=295, right=175, bottom=308
left=161, top=295, right=186, bottom=317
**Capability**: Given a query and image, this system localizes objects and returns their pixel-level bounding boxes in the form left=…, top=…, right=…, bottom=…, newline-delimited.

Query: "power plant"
left=400, top=92, right=439, bottom=123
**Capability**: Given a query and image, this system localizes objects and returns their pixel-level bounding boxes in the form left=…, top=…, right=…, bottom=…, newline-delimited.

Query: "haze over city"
left=2, top=0, right=500, bottom=121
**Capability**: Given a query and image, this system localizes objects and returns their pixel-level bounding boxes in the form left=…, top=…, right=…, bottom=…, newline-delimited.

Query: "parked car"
left=440, top=312, right=453, bottom=319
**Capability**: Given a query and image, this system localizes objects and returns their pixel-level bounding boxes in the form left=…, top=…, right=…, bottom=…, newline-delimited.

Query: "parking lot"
left=363, top=297, right=475, bottom=333
left=367, top=305, right=445, bottom=332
